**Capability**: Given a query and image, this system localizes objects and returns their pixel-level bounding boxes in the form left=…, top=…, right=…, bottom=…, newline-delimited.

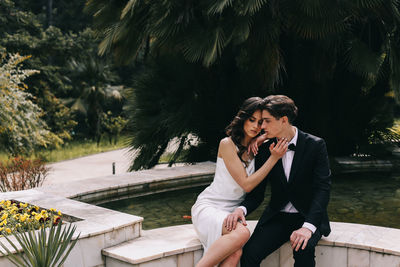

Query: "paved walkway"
left=43, top=148, right=185, bottom=185
left=43, top=148, right=133, bottom=185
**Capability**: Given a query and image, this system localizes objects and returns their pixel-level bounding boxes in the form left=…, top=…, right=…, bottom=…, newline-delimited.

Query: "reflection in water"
left=100, top=173, right=400, bottom=230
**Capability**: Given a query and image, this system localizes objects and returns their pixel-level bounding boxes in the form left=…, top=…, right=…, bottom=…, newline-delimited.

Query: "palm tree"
left=86, top=0, right=400, bottom=169
left=65, top=55, right=122, bottom=143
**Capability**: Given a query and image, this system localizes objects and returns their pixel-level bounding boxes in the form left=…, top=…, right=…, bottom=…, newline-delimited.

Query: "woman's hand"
left=247, top=133, right=268, bottom=156
left=269, top=138, right=288, bottom=161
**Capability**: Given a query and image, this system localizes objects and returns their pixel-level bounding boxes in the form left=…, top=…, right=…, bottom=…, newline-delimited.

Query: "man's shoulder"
left=299, top=129, right=325, bottom=144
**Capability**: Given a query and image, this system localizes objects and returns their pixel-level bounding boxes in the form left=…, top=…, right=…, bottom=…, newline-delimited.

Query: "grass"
left=159, top=150, right=189, bottom=164
left=0, top=136, right=129, bottom=164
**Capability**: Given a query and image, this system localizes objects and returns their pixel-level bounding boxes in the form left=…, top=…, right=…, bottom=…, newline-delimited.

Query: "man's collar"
left=289, top=126, right=298, bottom=146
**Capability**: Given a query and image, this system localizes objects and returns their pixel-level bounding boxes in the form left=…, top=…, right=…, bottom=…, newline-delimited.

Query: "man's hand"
left=223, top=208, right=247, bottom=231
left=290, top=227, right=312, bottom=251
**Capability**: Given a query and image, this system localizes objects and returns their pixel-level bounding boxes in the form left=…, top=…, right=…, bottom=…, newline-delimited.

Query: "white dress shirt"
left=281, top=127, right=316, bottom=233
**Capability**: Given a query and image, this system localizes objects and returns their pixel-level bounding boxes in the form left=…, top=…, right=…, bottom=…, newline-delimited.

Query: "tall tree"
left=0, top=53, right=62, bottom=155
left=86, top=0, right=400, bottom=169
left=65, top=56, right=122, bottom=143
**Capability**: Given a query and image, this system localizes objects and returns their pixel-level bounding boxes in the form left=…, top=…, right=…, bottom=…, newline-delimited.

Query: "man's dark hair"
left=263, top=95, right=298, bottom=124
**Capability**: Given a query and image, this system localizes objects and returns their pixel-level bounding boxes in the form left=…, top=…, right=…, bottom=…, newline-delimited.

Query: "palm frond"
left=121, top=0, right=139, bottom=19
left=355, top=0, right=384, bottom=9
left=241, top=0, right=269, bottom=15
left=290, top=13, right=348, bottom=40
left=182, top=25, right=230, bottom=66
left=207, top=0, right=233, bottom=15
left=345, top=38, right=386, bottom=79
left=98, top=23, right=120, bottom=56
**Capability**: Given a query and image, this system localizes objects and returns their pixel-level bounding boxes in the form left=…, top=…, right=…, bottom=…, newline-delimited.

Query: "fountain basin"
left=103, top=221, right=400, bottom=267
left=0, top=161, right=393, bottom=267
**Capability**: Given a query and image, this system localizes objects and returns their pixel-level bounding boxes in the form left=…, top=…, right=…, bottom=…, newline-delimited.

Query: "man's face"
left=261, top=110, right=284, bottom=138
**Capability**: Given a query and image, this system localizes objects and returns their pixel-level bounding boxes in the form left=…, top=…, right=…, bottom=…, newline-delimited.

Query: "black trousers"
left=241, top=212, right=322, bottom=267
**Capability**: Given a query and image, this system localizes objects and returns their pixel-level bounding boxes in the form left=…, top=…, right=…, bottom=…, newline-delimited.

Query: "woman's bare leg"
left=219, top=248, right=242, bottom=267
left=196, top=223, right=250, bottom=267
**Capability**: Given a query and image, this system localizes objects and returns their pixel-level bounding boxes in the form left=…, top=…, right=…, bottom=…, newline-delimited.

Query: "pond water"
left=100, top=173, right=400, bottom=230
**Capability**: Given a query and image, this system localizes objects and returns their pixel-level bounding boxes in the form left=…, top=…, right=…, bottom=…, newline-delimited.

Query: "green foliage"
left=0, top=0, right=84, bottom=145
left=101, top=111, right=128, bottom=144
left=0, top=136, right=128, bottom=164
left=0, top=222, right=79, bottom=267
left=36, top=136, right=129, bottom=163
left=87, top=0, right=400, bottom=169
left=125, top=54, right=264, bottom=170
left=0, top=1, right=127, bottom=145
left=0, top=53, right=62, bottom=155
left=65, top=55, right=123, bottom=142
left=37, top=89, right=77, bottom=142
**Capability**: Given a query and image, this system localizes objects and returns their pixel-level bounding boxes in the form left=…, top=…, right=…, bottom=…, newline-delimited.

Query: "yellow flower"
left=20, top=203, right=28, bottom=208
left=35, top=214, right=42, bottom=221
left=10, top=206, right=18, bottom=213
left=58, top=211, right=62, bottom=216
left=19, top=213, right=28, bottom=222
left=0, top=227, right=3, bottom=231
left=0, top=219, right=7, bottom=226
left=0, top=200, right=4, bottom=205
left=5, top=228, right=11, bottom=234
left=1, top=213, right=8, bottom=220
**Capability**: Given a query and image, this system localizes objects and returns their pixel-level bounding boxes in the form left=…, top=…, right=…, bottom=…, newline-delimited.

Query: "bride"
left=191, top=97, right=288, bottom=267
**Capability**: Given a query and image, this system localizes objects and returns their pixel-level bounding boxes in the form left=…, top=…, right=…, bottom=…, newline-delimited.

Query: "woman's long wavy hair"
left=225, top=97, right=264, bottom=165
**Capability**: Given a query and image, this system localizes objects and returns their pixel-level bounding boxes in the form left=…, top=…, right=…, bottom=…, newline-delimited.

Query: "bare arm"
left=219, top=137, right=287, bottom=193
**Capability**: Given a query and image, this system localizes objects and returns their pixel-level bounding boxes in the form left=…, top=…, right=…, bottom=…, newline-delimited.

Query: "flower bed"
left=0, top=200, right=62, bottom=236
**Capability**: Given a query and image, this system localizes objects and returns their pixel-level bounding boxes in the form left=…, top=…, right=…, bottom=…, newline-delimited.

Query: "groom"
left=224, top=95, right=331, bottom=267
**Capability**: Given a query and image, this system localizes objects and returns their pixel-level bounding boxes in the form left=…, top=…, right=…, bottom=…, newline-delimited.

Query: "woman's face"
left=243, top=110, right=263, bottom=138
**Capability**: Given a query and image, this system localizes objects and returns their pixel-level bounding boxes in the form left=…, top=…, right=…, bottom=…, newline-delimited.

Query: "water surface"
left=100, top=173, right=400, bottom=230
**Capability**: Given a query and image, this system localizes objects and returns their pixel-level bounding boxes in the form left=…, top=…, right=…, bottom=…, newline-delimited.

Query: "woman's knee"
left=232, top=224, right=250, bottom=245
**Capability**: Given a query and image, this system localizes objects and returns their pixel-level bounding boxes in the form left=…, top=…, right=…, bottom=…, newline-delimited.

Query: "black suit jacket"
left=241, top=129, right=332, bottom=236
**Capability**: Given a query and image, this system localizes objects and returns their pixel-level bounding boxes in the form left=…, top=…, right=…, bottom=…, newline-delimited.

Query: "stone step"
left=333, top=157, right=393, bottom=173
left=102, top=224, right=203, bottom=267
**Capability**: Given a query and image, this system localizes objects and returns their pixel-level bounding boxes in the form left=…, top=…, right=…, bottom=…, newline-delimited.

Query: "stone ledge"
left=333, top=157, right=393, bottom=174
left=37, top=162, right=215, bottom=204
left=102, top=221, right=400, bottom=266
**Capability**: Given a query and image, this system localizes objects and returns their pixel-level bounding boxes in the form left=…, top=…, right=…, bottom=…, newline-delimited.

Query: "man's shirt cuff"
left=302, top=222, right=316, bottom=233
left=238, top=206, right=247, bottom=216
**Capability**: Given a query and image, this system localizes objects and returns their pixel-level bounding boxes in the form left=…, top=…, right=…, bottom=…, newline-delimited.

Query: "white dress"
left=191, top=156, right=255, bottom=251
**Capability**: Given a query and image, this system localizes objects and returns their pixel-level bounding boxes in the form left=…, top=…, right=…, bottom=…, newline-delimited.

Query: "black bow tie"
left=288, top=143, right=296, bottom=151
